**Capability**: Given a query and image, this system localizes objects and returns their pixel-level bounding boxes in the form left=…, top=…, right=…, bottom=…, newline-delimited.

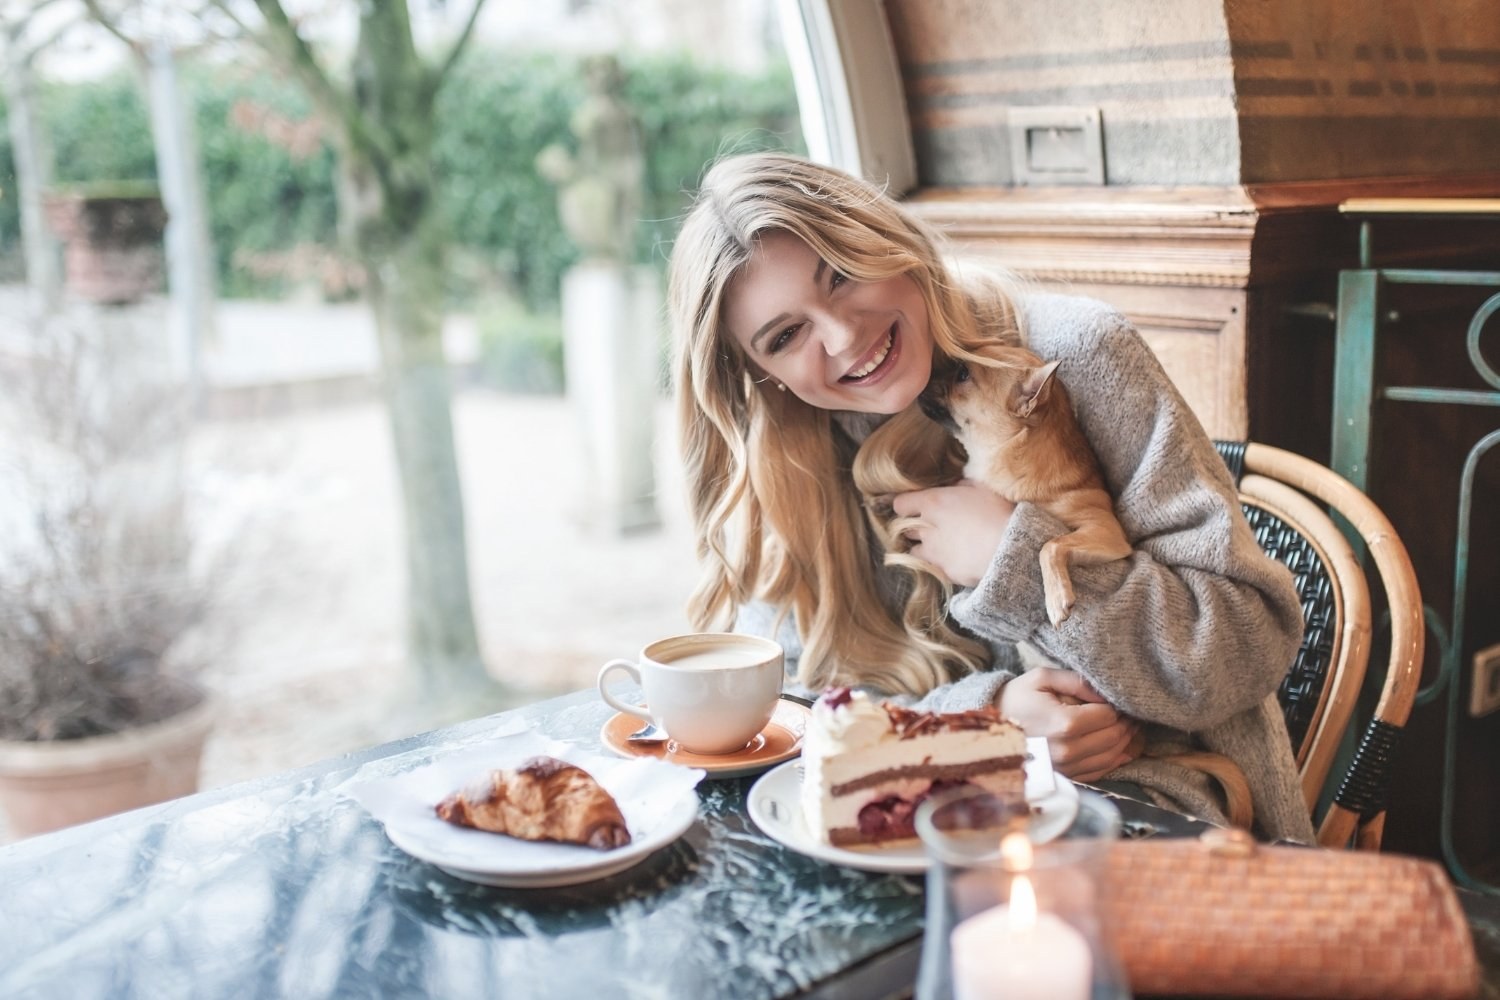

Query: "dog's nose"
left=918, top=393, right=955, bottom=431
left=917, top=393, right=945, bottom=422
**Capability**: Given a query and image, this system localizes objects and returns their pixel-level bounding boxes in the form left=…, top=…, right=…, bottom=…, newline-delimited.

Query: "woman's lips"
left=840, top=325, right=899, bottom=384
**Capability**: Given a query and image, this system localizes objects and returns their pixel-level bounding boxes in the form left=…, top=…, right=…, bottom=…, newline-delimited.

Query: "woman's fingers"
left=1047, top=708, right=1129, bottom=763
left=1051, top=721, right=1139, bottom=781
left=1067, top=742, right=1139, bottom=783
left=889, top=487, right=934, bottom=519
left=999, top=667, right=1145, bottom=783
left=1000, top=668, right=1104, bottom=733
left=1038, top=667, right=1108, bottom=705
left=1044, top=703, right=1143, bottom=781
left=889, top=483, right=1014, bottom=587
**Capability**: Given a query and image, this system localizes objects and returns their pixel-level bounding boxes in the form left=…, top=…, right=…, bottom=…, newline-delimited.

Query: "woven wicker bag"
left=1102, top=829, right=1478, bottom=999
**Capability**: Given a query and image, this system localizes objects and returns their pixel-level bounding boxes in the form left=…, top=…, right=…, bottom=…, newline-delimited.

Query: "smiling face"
left=722, top=230, right=935, bottom=415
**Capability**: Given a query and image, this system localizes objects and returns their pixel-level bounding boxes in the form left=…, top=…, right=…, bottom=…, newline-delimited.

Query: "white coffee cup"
left=596, top=632, right=784, bottom=755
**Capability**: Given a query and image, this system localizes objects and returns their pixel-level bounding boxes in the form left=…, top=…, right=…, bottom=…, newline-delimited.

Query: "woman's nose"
left=818, top=311, right=860, bottom=357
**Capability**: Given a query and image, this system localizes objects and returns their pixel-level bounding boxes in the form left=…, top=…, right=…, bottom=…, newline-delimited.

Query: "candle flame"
left=1001, top=832, right=1038, bottom=932
left=1009, top=873, right=1038, bottom=931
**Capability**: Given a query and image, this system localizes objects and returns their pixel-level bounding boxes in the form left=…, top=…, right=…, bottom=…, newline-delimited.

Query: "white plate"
left=747, top=744, right=1079, bottom=875
left=385, top=790, right=699, bottom=888
left=347, top=729, right=705, bottom=889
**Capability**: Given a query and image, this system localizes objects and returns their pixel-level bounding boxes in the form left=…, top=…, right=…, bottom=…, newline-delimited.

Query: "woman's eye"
left=955, top=363, right=971, bottom=383
left=830, top=270, right=848, bottom=290
left=769, top=325, right=800, bottom=353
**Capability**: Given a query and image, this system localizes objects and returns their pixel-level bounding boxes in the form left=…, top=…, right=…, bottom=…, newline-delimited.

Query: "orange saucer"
left=600, top=697, right=810, bottom=779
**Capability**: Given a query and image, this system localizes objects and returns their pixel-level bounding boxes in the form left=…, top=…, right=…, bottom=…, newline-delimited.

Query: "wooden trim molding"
left=1245, top=172, right=1500, bottom=212
left=905, top=173, right=1500, bottom=288
left=907, top=186, right=1259, bottom=288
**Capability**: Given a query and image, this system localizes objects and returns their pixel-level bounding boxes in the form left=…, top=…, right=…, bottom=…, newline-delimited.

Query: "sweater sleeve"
left=948, top=296, right=1304, bottom=731
left=895, top=649, right=1019, bottom=712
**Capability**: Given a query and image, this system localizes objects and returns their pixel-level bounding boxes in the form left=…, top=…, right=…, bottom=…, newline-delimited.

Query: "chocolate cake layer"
left=829, top=827, right=912, bottom=847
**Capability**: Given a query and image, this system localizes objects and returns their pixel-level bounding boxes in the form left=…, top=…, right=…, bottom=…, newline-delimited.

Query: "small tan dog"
left=918, top=343, right=1130, bottom=627
left=907, top=343, right=1254, bottom=831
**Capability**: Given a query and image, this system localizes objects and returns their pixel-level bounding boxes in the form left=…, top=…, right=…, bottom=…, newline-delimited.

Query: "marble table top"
left=0, top=690, right=933, bottom=999
left=2, top=688, right=1495, bottom=1000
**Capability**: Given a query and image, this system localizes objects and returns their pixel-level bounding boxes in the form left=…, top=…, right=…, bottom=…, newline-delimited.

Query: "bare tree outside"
left=238, top=0, right=497, bottom=708
left=1, top=1, right=66, bottom=316
left=50, top=0, right=495, bottom=711
left=88, top=0, right=501, bottom=712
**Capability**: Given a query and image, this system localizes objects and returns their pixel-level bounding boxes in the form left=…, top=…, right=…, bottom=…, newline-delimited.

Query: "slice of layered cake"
left=800, top=687, right=1028, bottom=847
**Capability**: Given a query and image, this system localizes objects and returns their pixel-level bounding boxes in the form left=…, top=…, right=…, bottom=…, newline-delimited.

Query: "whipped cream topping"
left=807, top=689, right=890, bottom=754
left=808, top=689, right=1012, bottom=754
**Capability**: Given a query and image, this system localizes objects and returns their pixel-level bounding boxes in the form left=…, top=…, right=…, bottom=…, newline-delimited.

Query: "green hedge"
left=0, top=49, right=802, bottom=306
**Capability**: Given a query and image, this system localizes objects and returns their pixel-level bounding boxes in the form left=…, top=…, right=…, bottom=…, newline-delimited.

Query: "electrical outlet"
left=1471, top=644, right=1500, bottom=717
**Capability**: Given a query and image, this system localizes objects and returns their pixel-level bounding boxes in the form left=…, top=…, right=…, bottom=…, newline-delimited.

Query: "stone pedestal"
left=561, top=262, right=661, bottom=534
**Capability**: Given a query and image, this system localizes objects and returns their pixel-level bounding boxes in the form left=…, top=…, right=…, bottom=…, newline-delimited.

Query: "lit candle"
left=949, top=870, right=1093, bottom=1000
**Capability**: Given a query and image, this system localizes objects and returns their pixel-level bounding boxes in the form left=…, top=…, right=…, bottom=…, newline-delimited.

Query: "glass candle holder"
left=915, top=785, right=1128, bottom=1000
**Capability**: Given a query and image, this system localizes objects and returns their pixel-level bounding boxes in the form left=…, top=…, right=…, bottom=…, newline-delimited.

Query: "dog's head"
left=919, top=346, right=1062, bottom=448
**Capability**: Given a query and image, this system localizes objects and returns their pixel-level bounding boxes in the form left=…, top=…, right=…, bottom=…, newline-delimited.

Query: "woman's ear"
left=747, top=363, right=786, bottom=393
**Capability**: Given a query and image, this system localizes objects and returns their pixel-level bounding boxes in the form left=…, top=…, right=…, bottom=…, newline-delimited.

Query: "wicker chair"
left=1214, top=440, right=1423, bottom=850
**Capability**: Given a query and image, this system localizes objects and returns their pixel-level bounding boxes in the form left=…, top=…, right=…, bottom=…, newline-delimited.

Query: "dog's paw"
left=1043, top=581, right=1075, bottom=627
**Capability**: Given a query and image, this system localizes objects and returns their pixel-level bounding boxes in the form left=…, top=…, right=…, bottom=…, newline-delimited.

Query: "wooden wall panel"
left=882, top=0, right=1500, bottom=186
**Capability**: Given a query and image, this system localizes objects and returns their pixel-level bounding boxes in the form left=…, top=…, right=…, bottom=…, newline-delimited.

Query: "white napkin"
left=1024, top=736, right=1058, bottom=800
left=347, top=728, right=705, bottom=873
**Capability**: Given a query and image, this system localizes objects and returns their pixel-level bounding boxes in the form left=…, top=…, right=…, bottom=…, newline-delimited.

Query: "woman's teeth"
left=845, top=331, right=894, bottom=380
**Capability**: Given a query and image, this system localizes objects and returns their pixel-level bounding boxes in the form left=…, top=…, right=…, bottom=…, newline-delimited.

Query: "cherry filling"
left=821, top=686, right=854, bottom=709
left=854, top=779, right=972, bottom=841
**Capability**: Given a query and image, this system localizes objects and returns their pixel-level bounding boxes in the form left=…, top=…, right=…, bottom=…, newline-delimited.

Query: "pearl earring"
left=776, top=381, right=786, bottom=392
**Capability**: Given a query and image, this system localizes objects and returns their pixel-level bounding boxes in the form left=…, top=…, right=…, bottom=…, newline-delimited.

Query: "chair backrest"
left=1215, top=440, right=1423, bottom=850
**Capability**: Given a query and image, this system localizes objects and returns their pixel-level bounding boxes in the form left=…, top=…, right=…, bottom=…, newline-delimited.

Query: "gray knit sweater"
left=738, top=293, right=1315, bottom=843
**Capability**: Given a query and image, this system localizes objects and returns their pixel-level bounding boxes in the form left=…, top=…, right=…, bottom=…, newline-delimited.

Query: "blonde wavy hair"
left=667, top=152, right=1024, bottom=696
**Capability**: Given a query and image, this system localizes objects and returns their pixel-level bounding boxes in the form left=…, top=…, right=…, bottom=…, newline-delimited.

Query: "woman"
left=667, top=151, right=1312, bottom=842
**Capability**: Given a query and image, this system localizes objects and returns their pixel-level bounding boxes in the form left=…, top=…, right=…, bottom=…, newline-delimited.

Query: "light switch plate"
left=1007, top=106, right=1105, bottom=186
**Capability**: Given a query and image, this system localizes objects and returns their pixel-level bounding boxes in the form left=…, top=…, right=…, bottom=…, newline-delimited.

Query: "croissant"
left=435, top=755, right=632, bottom=850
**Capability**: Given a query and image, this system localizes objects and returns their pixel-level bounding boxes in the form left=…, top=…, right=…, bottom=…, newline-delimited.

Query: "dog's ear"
left=1012, top=360, right=1061, bottom=418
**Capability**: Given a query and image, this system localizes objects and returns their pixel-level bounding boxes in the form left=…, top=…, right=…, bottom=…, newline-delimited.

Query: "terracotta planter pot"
left=0, top=691, right=214, bottom=839
left=42, top=192, right=168, bottom=306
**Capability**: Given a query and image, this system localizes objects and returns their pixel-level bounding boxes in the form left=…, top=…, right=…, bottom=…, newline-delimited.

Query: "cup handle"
left=597, top=659, right=650, bottom=722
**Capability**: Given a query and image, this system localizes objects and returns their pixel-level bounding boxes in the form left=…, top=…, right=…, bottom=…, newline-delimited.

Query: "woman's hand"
left=998, top=667, right=1141, bottom=783
left=890, top=480, right=1014, bottom=588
